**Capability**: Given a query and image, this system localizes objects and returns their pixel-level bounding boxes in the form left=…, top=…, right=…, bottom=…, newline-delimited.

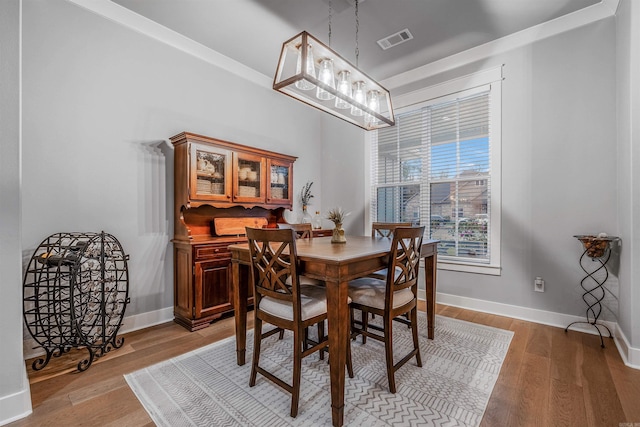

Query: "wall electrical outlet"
left=534, top=277, right=545, bottom=292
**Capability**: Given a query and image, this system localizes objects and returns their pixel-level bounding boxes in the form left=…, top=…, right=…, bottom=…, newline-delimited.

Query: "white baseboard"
left=118, top=307, right=174, bottom=335
left=418, top=290, right=640, bottom=370
left=613, top=326, right=640, bottom=369
left=0, top=369, right=32, bottom=426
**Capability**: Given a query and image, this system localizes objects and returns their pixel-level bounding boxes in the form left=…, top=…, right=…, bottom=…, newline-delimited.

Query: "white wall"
left=616, top=0, right=640, bottom=350
left=320, top=115, right=367, bottom=235
left=0, top=1, right=33, bottom=424
left=390, top=18, right=619, bottom=320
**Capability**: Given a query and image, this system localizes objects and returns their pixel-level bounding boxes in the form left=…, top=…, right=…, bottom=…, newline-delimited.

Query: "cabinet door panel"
left=266, top=158, right=293, bottom=207
left=194, top=258, right=232, bottom=318
left=233, top=152, right=266, bottom=204
left=190, top=143, right=232, bottom=202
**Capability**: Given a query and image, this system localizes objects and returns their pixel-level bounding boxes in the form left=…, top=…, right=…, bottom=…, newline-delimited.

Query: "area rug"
left=125, top=314, right=513, bottom=426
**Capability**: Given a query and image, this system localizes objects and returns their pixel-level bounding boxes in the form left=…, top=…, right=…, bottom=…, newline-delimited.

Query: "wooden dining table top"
left=229, top=234, right=437, bottom=262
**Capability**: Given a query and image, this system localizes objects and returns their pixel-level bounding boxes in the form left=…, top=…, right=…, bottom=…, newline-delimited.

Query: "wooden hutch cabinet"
left=170, top=132, right=296, bottom=331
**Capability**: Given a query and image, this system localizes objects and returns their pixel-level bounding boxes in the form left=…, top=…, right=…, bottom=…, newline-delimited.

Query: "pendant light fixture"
left=273, top=0, right=395, bottom=131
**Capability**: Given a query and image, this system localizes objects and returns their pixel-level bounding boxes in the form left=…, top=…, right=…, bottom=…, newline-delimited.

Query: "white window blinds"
left=372, top=86, right=492, bottom=263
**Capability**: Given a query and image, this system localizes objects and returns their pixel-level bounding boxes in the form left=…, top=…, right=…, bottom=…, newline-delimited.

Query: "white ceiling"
left=111, top=0, right=601, bottom=81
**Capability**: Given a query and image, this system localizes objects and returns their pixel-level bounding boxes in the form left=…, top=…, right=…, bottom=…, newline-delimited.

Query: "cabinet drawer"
left=195, top=247, right=226, bottom=259
left=194, top=241, right=244, bottom=260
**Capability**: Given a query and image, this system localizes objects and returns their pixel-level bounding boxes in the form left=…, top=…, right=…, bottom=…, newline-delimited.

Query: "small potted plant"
left=326, top=207, right=349, bottom=243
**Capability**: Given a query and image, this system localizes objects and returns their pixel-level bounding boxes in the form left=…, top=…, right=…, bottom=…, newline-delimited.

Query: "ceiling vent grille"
left=377, top=28, right=413, bottom=50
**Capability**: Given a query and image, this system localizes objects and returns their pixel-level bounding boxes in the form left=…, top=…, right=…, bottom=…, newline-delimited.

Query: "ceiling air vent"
left=377, top=28, right=413, bottom=50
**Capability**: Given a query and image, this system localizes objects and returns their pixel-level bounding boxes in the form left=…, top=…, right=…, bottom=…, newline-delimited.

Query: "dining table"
left=229, top=235, right=438, bottom=427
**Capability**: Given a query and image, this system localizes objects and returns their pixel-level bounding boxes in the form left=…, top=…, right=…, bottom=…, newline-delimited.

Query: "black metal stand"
left=23, top=232, right=130, bottom=371
left=565, top=236, right=616, bottom=348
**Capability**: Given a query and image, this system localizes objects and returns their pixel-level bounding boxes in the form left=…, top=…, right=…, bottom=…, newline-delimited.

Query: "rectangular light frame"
left=273, top=31, right=395, bottom=131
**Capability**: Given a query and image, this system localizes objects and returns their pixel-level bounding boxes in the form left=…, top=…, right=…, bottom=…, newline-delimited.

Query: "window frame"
left=366, top=68, right=502, bottom=275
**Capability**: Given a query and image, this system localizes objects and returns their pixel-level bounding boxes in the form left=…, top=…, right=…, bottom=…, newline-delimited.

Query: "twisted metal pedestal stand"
left=565, top=235, right=618, bottom=348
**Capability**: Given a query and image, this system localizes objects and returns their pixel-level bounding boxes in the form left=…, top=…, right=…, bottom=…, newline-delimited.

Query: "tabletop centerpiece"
left=326, top=207, right=349, bottom=244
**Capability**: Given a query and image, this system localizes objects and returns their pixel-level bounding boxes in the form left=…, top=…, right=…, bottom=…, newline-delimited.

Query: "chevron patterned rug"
left=125, top=314, right=513, bottom=426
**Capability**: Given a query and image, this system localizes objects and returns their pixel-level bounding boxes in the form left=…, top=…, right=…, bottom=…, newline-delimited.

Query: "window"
left=370, top=76, right=501, bottom=274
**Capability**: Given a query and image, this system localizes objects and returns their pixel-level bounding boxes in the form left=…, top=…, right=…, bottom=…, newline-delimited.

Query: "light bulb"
left=335, top=70, right=352, bottom=109
left=365, top=90, right=381, bottom=127
left=295, top=44, right=316, bottom=91
left=351, top=81, right=366, bottom=116
left=316, top=58, right=336, bottom=100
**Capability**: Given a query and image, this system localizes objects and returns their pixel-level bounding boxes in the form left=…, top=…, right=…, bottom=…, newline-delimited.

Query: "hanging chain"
left=355, top=0, right=359, bottom=67
left=328, top=0, right=332, bottom=46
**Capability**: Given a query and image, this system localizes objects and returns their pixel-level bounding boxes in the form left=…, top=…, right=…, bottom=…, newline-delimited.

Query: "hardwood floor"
left=10, top=304, right=640, bottom=426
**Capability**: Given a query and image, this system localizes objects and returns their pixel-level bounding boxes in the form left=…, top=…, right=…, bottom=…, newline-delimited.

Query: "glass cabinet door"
left=267, top=159, right=293, bottom=205
left=233, top=153, right=266, bottom=203
left=190, top=143, right=232, bottom=202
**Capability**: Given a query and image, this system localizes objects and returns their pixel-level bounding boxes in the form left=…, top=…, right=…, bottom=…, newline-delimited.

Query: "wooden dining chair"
left=348, top=226, right=425, bottom=393
left=278, top=222, right=313, bottom=239
left=371, top=222, right=412, bottom=238
left=277, top=223, right=321, bottom=345
left=246, top=227, right=352, bottom=418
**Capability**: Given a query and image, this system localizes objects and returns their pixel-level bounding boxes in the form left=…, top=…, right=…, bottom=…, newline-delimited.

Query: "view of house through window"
left=372, top=85, right=495, bottom=264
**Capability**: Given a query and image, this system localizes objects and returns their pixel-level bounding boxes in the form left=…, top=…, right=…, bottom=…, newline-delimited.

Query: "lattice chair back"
left=372, top=222, right=412, bottom=238
left=386, top=226, right=425, bottom=301
left=277, top=223, right=313, bottom=239
left=246, top=227, right=302, bottom=317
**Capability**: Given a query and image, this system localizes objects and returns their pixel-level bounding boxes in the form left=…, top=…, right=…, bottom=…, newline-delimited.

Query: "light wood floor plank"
left=548, top=378, right=587, bottom=427
left=580, top=333, right=627, bottom=426
left=550, top=327, right=584, bottom=387
left=480, top=382, right=515, bottom=427
left=507, top=352, right=551, bottom=426
left=605, top=342, right=640, bottom=422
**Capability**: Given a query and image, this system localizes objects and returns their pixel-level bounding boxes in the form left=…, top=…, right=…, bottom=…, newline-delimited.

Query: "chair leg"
left=346, top=314, right=354, bottom=378
left=349, top=307, right=358, bottom=341
left=362, top=310, right=369, bottom=344
left=279, top=329, right=285, bottom=340
left=384, top=314, right=396, bottom=393
left=318, top=320, right=325, bottom=361
left=291, top=327, right=302, bottom=418
left=411, top=307, right=422, bottom=367
left=249, top=317, right=262, bottom=387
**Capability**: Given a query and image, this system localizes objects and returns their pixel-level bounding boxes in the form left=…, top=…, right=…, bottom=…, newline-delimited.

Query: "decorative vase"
left=331, top=222, right=347, bottom=244
left=301, top=205, right=312, bottom=224
left=312, top=211, right=323, bottom=229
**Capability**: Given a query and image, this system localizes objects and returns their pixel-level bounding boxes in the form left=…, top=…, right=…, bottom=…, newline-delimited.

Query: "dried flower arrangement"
left=300, top=181, right=314, bottom=206
left=326, top=207, right=350, bottom=225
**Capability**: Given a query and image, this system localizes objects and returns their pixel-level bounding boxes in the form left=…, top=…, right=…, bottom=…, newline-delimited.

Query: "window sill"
left=431, top=260, right=501, bottom=276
